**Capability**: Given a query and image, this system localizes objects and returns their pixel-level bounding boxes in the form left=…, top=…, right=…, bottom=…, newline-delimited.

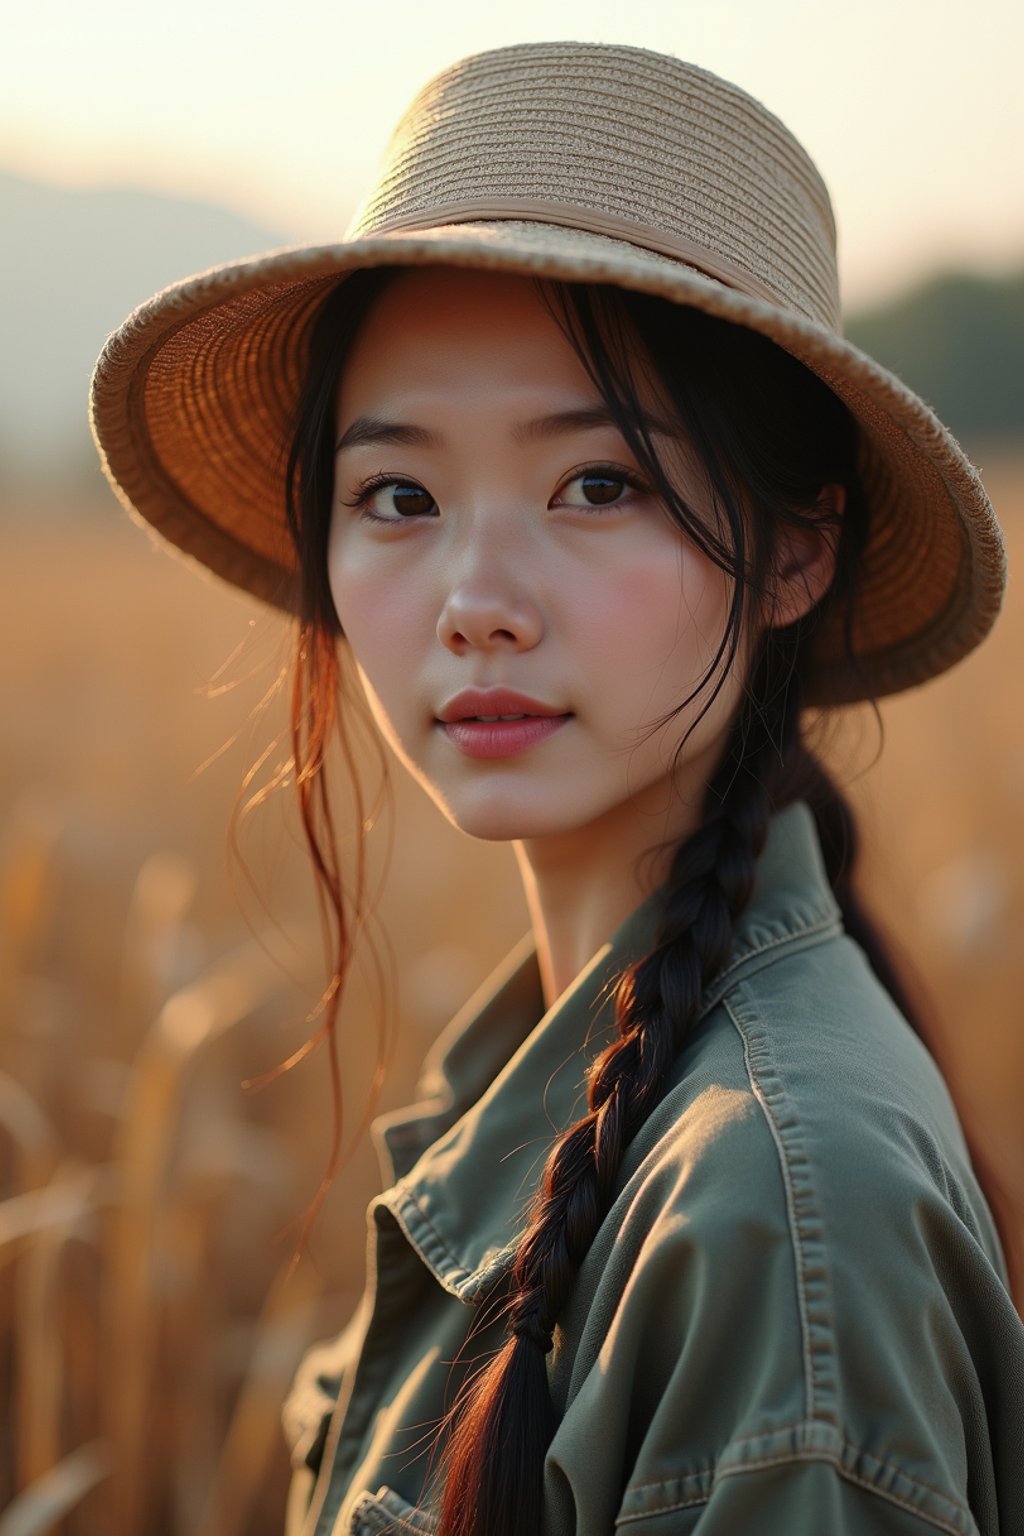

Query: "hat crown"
left=89, top=40, right=1005, bottom=703
left=347, top=41, right=841, bottom=332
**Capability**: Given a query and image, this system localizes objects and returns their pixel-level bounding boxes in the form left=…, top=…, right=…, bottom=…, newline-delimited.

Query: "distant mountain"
left=1, top=168, right=1021, bottom=502
left=0, top=169, right=287, bottom=494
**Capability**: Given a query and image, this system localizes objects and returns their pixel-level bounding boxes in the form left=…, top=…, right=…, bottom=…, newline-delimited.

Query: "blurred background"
left=2, top=0, right=1022, bottom=1530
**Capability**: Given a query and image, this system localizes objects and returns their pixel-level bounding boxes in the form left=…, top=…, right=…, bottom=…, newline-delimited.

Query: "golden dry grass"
left=1, top=453, right=1022, bottom=1531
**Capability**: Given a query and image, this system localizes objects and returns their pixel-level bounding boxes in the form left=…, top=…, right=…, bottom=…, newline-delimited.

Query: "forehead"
left=332, top=268, right=712, bottom=505
left=336, top=268, right=614, bottom=413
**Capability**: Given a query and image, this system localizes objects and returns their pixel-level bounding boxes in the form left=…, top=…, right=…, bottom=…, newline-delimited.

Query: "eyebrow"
left=334, top=404, right=674, bottom=453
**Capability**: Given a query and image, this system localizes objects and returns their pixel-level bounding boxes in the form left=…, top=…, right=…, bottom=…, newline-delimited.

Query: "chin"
left=429, top=789, right=586, bottom=845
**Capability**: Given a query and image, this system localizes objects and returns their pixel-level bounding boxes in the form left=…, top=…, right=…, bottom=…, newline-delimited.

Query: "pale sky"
left=4, top=0, right=1023, bottom=308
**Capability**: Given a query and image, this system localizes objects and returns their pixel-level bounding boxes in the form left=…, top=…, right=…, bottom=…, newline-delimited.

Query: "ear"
left=767, top=483, right=845, bottom=629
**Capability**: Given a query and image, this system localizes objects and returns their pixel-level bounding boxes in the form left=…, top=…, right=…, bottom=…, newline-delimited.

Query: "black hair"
left=280, top=265, right=998, bottom=1536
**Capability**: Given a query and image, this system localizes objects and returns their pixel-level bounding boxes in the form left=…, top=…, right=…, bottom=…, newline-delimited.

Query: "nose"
left=436, top=537, right=544, bottom=656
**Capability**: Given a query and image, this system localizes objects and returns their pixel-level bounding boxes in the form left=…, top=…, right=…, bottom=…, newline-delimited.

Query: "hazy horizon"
left=4, top=0, right=1022, bottom=311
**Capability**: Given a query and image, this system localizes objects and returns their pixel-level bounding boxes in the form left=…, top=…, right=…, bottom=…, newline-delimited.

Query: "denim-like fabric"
left=283, top=803, right=1024, bottom=1535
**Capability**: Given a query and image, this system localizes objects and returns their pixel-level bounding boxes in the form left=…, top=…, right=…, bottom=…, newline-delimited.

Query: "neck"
left=513, top=784, right=703, bottom=1011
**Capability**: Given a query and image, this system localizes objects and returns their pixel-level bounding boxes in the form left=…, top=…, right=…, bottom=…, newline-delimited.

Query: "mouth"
left=460, top=712, right=531, bottom=722
left=435, top=688, right=572, bottom=758
left=437, top=688, right=569, bottom=725
left=437, top=710, right=572, bottom=760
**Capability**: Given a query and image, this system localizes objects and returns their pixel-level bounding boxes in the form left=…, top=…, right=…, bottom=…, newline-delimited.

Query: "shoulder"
left=620, top=801, right=990, bottom=1252
left=616, top=925, right=1005, bottom=1315
left=639, top=923, right=984, bottom=1228
left=550, top=931, right=1024, bottom=1535
left=711, top=927, right=995, bottom=1261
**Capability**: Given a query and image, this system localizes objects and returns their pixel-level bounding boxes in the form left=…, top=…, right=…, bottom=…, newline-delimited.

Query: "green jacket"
left=283, top=803, right=1024, bottom=1534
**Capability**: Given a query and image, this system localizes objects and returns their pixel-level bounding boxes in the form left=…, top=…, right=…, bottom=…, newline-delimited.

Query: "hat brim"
left=89, top=218, right=1006, bottom=706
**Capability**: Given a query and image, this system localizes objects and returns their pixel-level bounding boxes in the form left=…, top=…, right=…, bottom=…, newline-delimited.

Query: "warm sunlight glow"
left=3, top=0, right=1021, bottom=307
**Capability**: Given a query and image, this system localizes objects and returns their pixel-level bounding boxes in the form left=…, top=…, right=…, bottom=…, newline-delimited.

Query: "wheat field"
left=2, top=452, right=1022, bottom=1532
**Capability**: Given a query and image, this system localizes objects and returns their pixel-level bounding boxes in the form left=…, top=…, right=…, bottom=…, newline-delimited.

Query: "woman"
left=90, top=40, right=1023, bottom=1536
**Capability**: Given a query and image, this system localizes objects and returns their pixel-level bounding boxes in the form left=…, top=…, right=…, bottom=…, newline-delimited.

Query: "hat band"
left=361, top=197, right=787, bottom=313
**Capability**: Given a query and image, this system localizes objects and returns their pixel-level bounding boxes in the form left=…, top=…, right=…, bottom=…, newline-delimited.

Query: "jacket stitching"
left=699, top=913, right=841, bottom=1018
left=385, top=1188, right=474, bottom=1294
left=619, top=1419, right=973, bottom=1512
left=386, top=919, right=846, bottom=1300
left=350, top=1489, right=440, bottom=1533
left=722, top=989, right=826, bottom=1423
left=718, top=911, right=838, bottom=974
left=616, top=1446, right=973, bottom=1534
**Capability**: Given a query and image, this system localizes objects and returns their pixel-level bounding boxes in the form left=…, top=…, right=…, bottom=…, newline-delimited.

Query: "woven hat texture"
left=89, top=40, right=1006, bottom=705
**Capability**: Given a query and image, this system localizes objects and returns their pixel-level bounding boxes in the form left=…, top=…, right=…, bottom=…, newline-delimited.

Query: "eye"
left=553, top=464, right=651, bottom=512
left=341, top=474, right=437, bottom=522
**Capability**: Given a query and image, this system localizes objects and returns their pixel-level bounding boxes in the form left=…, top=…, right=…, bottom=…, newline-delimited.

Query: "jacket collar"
left=372, top=801, right=841, bottom=1302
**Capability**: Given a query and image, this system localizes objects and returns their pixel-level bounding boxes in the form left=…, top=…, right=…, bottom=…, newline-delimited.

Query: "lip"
left=436, top=688, right=572, bottom=760
left=437, top=688, right=568, bottom=724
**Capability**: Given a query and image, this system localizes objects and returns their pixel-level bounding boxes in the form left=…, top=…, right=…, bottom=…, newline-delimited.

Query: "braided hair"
left=283, top=268, right=953, bottom=1536
left=434, top=640, right=813, bottom=1536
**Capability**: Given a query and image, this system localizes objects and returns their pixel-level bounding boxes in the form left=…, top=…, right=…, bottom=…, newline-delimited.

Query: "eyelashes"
left=340, top=473, right=436, bottom=522
left=556, top=467, right=653, bottom=511
left=339, top=464, right=655, bottom=525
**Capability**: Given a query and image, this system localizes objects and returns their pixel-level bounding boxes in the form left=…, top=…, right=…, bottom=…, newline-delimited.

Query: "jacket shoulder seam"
left=722, top=987, right=836, bottom=1425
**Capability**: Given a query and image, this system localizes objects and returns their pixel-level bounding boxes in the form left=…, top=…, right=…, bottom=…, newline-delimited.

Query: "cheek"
left=327, top=544, right=427, bottom=690
left=584, top=545, right=731, bottom=689
left=330, top=571, right=424, bottom=751
left=675, top=553, right=735, bottom=670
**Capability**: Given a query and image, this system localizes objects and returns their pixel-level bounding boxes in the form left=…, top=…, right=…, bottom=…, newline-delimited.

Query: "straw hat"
left=89, top=40, right=1006, bottom=705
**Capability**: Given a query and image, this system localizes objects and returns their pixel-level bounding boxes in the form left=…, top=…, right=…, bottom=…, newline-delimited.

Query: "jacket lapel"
left=372, top=802, right=839, bottom=1305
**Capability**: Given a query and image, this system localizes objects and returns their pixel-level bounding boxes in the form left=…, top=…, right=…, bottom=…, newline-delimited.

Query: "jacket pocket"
left=348, top=1485, right=440, bottom=1535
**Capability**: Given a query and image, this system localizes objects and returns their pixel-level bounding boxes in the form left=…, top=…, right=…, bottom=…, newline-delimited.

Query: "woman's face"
left=327, top=268, right=747, bottom=850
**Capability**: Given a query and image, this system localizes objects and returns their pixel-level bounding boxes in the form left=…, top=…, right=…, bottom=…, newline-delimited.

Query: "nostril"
left=437, top=590, right=544, bottom=653
left=445, top=628, right=518, bottom=650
